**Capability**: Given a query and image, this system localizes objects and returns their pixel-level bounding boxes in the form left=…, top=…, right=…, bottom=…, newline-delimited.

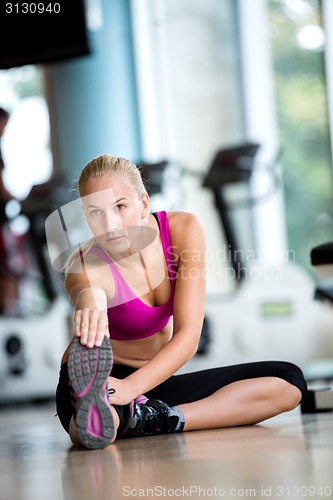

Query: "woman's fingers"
left=95, top=314, right=109, bottom=346
left=74, top=310, right=83, bottom=337
left=86, top=309, right=99, bottom=347
left=73, top=309, right=109, bottom=347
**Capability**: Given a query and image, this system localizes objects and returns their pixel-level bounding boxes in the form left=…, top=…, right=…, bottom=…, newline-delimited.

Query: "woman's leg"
left=179, top=377, right=302, bottom=431
left=121, top=360, right=307, bottom=437
left=57, top=358, right=307, bottom=443
left=141, top=360, right=307, bottom=431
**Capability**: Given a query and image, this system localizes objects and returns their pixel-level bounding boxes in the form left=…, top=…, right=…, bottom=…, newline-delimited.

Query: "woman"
left=56, top=154, right=307, bottom=449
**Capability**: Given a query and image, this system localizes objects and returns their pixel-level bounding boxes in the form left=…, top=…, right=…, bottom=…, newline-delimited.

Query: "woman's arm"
left=108, top=212, right=206, bottom=405
left=65, top=262, right=110, bottom=347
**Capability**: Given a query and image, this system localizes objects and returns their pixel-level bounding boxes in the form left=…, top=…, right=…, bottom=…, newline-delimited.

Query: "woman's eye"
left=90, top=209, right=102, bottom=216
left=116, top=204, right=125, bottom=211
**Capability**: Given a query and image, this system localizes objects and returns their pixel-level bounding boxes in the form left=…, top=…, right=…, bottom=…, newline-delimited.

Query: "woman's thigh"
left=146, top=360, right=307, bottom=406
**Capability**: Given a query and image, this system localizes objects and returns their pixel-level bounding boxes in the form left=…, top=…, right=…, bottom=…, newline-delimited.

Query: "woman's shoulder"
left=166, top=210, right=204, bottom=228
left=65, top=245, right=108, bottom=275
left=166, top=211, right=205, bottom=245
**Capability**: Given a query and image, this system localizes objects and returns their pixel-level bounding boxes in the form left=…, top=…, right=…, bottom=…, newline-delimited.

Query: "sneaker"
left=123, top=399, right=185, bottom=438
left=67, top=336, right=115, bottom=449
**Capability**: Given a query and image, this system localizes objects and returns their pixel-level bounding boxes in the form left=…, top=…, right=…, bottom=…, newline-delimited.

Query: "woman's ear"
left=141, top=192, right=150, bottom=219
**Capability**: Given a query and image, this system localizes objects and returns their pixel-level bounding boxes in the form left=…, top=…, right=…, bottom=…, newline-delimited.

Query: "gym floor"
left=0, top=401, right=332, bottom=500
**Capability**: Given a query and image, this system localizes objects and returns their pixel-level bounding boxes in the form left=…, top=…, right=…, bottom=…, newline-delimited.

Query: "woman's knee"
left=275, top=361, right=307, bottom=404
left=273, top=377, right=303, bottom=412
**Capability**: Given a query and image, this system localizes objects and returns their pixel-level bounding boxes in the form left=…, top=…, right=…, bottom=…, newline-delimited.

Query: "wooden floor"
left=0, top=402, right=332, bottom=500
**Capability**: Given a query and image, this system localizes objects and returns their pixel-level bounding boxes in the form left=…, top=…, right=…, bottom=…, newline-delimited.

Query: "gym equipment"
left=311, top=241, right=333, bottom=294
left=184, top=143, right=325, bottom=371
left=301, top=386, right=333, bottom=413
left=0, top=178, right=74, bottom=403
left=0, top=296, right=70, bottom=403
left=202, top=143, right=261, bottom=281
left=139, top=160, right=169, bottom=195
left=299, top=241, right=333, bottom=413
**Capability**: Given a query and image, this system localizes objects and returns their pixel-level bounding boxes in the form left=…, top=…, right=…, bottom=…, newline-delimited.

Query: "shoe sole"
left=67, top=336, right=115, bottom=449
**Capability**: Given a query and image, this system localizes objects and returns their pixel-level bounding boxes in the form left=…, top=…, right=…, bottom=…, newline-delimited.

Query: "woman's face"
left=81, top=173, right=149, bottom=257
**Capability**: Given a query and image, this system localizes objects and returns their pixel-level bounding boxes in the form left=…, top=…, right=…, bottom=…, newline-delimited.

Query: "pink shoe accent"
left=135, top=395, right=148, bottom=404
left=87, top=404, right=103, bottom=437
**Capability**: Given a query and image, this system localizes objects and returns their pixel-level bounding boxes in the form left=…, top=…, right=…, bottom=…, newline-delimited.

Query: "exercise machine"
left=300, top=242, right=333, bottom=413
left=0, top=178, right=73, bottom=403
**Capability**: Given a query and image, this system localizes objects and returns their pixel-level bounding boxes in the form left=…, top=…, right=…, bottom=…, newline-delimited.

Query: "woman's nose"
left=104, top=211, right=122, bottom=233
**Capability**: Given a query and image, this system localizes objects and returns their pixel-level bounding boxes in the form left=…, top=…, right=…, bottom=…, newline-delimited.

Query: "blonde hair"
left=78, top=154, right=147, bottom=199
left=64, top=154, right=147, bottom=274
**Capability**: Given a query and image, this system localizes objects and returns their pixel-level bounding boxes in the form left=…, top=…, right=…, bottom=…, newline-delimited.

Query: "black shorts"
left=56, top=359, right=307, bottom=434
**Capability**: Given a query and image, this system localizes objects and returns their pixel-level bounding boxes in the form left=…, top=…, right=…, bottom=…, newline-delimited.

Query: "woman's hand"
left=74, top=308, right=109, bottom=348
left=107, top=377, right=136, bottom=406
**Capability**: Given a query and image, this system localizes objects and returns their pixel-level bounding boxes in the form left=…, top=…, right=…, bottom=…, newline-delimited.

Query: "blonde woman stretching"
left=55, top=154, right=307, bottom=449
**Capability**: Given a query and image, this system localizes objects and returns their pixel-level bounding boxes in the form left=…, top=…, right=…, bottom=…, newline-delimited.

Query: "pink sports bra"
left=88, top=211, right=177, bottom=341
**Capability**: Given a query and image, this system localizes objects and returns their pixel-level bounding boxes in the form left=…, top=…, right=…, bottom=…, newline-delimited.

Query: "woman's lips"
left=105, top=234, right=125, bottom=242
left=107, top=237, right=122, bottom=241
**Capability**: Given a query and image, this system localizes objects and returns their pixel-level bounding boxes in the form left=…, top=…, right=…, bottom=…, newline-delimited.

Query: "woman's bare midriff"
left=112, top=318, right=173, bottom=368
left=61, top=317, right=173, bottom=368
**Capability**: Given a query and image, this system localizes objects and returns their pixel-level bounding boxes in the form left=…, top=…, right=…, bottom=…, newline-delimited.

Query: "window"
left=268, top=0, right=333, bottom=273
left=0, top=65, right=52, bottom=315
left=0, top=65, right=52, bottom=200
left=131, top=0, right=244, bottom=293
